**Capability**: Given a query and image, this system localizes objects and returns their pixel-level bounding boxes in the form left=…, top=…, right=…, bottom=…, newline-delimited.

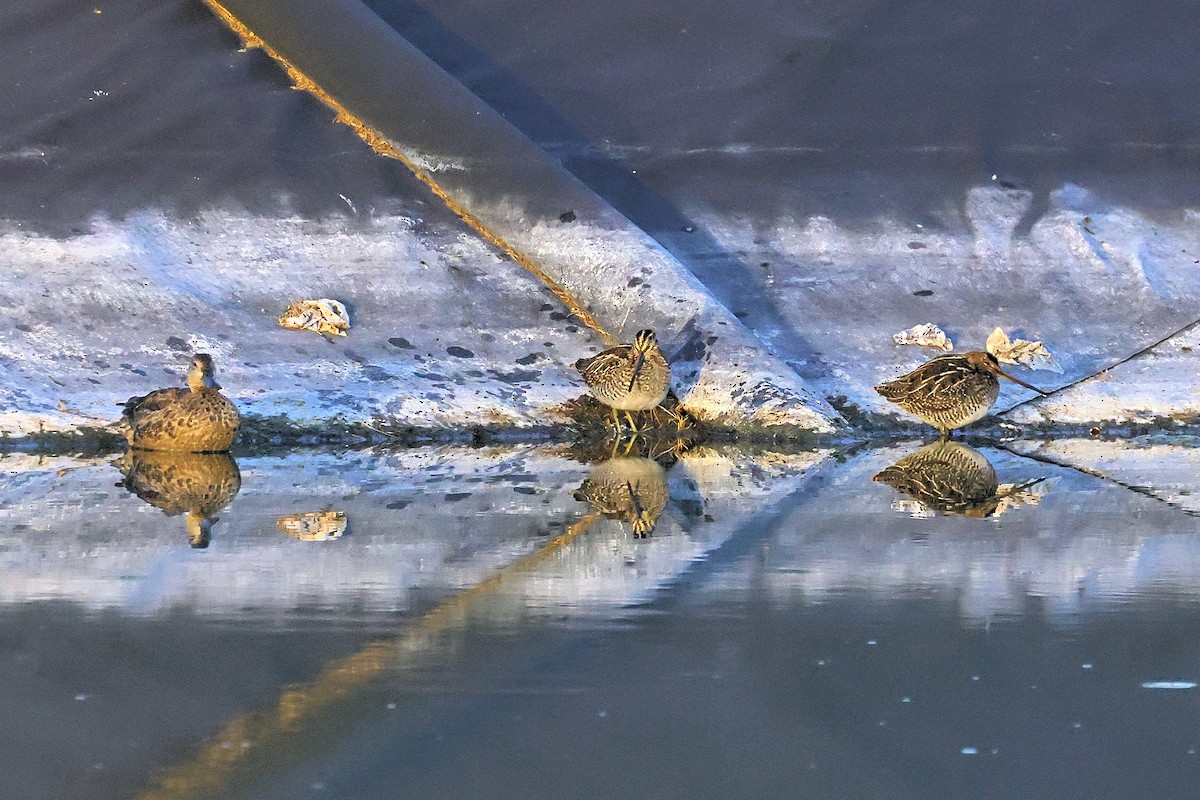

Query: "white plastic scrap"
left=985, top=327, right=1063, bottom=373
left=892, top=323, right=953, bottom=351
left=278, top=299, right=351, bottom=337
left=992, top=482, right=1049, bottom=516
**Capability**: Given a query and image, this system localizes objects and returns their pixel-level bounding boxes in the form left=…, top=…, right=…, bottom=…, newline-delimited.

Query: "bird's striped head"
left=633, top=329, right=657, bottom=351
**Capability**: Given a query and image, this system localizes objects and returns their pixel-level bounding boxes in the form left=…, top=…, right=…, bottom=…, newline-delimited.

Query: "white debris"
left=892, top=322, right=953, bottom=351
left=276, top=510, right=348, bottom=542
left=1141, top=681, right=1197, bottom=690
left=985, top=327, right=1063, bottom=373
left=278, top=298, right=351, bottom=337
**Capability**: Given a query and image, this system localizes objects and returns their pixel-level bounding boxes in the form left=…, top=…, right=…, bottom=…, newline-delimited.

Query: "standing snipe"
left=120, top=353, right=240, bottom=452
left=574, top=329, right=671, bottom=431
left=875, top=351, right=1046, bottom=437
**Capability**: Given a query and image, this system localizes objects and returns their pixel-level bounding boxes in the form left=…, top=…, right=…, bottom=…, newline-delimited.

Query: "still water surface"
left=4, top=439, right=1200, bottom=799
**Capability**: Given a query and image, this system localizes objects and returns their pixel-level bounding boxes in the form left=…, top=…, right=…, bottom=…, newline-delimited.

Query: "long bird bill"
left=993, top=365, right=1049, bottom=395
left=627, top=350, right=646, bottom=392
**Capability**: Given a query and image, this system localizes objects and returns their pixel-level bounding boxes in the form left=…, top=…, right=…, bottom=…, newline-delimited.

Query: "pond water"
left=4, top=438, right=1200, bottom=799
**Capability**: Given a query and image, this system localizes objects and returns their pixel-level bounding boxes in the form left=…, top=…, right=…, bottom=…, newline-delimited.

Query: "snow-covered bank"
left=0, top=211, right=592, bottom=436
left=670, top=184, right=1200, bottom=427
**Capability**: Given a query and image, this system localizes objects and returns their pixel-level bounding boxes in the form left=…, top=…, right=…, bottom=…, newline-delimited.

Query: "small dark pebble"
left=549, top=311, right=568, bottom=321
left=907, top=242, right=927, bottom=250
left=513, top=486, right=537, bottom=495
left=388, top=337, right=415, bottom=349
left=539, top=303, right=554, bottom=311
left=913, top=289, right=935, bottom=297
left=446, top=346, right=475, bottom=358
left=444, top=492, right=472, bottom=502
left=627, top=277, right=643, bottom=287
left=516, top=352, right=543, bottom=366
left=166, top=336, right=189, bottom=352
left=559, top=210, right=576, bottom=223
left=386, top=500, right=410, bottom=510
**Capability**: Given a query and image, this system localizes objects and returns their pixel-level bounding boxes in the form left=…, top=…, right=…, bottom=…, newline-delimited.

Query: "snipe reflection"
left=873, top=441, right=1045, bottom=518
left=115, top=450, right=241, bottom=547
left=574, top=456, right=670, bottom=536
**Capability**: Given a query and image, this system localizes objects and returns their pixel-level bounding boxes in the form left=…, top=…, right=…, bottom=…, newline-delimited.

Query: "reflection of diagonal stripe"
left=134, top=512, right=600, bottom=800
left=198, top=0, right=615, bottom=347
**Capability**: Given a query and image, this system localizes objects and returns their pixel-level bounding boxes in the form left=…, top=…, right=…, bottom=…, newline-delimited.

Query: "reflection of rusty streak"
left=199, top=0, right=616, bottom=346
left=135, top=512, right=601, bottom=800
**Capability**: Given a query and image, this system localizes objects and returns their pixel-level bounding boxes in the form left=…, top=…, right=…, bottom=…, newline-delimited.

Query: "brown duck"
left=573, top=456, right=669, bottom=536
left=875, top=351, right=1046, bottom=437
left=120, top=353, right=240, bottom=452
left=575, top=329, right=671, bottom=430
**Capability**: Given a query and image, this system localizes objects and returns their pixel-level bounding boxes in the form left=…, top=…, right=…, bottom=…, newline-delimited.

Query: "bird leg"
left=624, top=410, right=641, bottom=432
left=659, top=404, right=690, bottom=432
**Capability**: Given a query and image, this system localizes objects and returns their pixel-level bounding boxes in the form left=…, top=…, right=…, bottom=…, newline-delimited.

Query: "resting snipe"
left=875, top=351, right=1046, bottom=437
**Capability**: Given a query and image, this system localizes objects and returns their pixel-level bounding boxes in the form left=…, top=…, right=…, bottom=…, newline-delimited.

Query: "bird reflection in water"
left=574, top=457, right=669, bottom=536
left=115, top=450, right=241, bottom=548
left=873, top=441, right=1046, bottom=518
left=571, top=434, right=684, bottom=537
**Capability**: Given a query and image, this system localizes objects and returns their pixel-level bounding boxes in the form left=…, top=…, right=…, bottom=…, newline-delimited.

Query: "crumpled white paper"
left=278, top=298, right=351, bottom=337
left=985, top=327, right=1062, bottom=373
left=892, top=322, right=954, bottom=351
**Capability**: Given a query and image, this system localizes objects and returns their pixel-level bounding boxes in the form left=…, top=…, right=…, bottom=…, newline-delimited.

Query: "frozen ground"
left=2, top=0, right=1198, bottom=438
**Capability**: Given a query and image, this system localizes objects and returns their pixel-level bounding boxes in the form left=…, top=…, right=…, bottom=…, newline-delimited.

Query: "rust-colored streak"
left=200, top=0, right=617, bottom=346
left=133, top=512, right=601, bottom=800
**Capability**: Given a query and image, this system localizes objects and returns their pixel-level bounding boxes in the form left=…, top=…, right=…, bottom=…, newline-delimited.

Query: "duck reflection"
left=115, top=450, right=241, bottom=548
left=573, top=457, right=670, bottom=537
left=873, top=441, right=1045, bottom=518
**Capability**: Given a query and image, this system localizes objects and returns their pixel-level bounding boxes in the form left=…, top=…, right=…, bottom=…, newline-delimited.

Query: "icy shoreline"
left=3, top=185, right=1199, bottom=445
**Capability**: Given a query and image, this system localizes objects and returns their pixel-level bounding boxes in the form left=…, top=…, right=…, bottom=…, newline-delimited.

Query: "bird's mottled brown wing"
left=575, top=345, right=633, bottom=386
left=123, top=388, right=187, bottom=422
left=876, top=356, right=979, bottom=414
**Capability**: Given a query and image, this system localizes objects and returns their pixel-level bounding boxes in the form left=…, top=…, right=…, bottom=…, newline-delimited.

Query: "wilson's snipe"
left=120, top=353, right=240, bottom=452
left=574, top=329, right=671, bottom=431
left=875, top=351, right=1046, bottom=437
left=116, top=450, right=241, bottom=548
left=573, top=456, right=669, bottom=536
